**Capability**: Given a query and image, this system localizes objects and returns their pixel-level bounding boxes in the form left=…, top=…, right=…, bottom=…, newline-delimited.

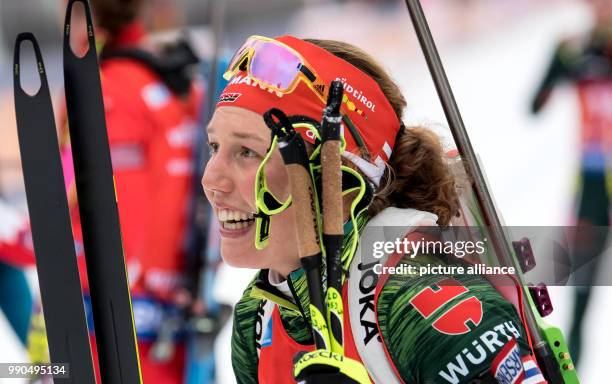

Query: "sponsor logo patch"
left=491, top=338, right=524, bottom=384
left=438, top=321, right=522, bottom=384
left=521, top=355, right=547, bottom=384
left=409, top=278, right=483, bottom=335
left=313, top=84, right=325, bottom=95
left=357, top=261, right=382, bottom=346
left=218, top=92, right=242, bottom=103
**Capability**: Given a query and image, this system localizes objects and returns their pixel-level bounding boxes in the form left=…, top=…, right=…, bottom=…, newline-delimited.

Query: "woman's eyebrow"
left=207, top=126, right=265, bottom=142
left=231, top=131, right=265, bottom=142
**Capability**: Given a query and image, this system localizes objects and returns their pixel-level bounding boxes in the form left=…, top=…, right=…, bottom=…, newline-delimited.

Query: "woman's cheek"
left=238, top=169, right=257, bottom=210
left=265, top=154, right=291, bottom=201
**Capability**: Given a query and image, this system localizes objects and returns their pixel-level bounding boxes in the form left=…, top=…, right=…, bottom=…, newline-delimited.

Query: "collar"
left=248, top=207, right=438, bottom=335
left=249, top=216, right=363, bottom=322
left=251, top=268, right=311, bottom=320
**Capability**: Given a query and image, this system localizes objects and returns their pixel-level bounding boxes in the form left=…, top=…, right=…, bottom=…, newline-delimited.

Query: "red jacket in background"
left=66, top=23, right=203, bottom=301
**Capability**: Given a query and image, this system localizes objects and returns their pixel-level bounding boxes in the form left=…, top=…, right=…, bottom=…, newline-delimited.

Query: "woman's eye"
left=239, top=147, right=258, bottom=158
left=208, top=142, right=219, bottom=154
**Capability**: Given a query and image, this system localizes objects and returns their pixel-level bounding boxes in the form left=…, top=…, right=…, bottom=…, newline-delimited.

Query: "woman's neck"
left=272, top=261, right=302, bottom=280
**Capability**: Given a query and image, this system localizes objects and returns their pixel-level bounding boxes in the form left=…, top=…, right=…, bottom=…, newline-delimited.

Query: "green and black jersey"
left=376, top=253, right=529, bottom=383
left=231, top=252, right=529, bottom=384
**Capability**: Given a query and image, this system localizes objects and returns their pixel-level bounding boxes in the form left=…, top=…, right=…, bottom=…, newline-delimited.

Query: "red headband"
left=217, top=35, right=401, bottom=185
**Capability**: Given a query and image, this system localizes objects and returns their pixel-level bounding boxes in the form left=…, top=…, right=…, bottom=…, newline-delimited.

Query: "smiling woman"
left=202, top=35, right=544, bottom=384
left=204, top=106, right=297, bottom=275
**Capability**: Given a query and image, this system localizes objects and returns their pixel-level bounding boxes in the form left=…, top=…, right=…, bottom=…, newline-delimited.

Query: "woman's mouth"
left=217, top=208, right=255, bottom=237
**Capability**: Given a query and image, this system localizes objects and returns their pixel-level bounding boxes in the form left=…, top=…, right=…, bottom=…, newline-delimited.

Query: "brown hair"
left=90, top=0, right=144, bottom=38
left=304, top=38, right=459, bottom=226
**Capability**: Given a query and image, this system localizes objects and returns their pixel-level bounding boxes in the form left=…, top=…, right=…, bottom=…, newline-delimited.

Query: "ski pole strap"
left=14, top=32, right=97, bottom=384
left=253, top=116, right=323, bottom=251
left=254, top=135, right=293, bottom=249
left=263, top=108, right=331, bottom=351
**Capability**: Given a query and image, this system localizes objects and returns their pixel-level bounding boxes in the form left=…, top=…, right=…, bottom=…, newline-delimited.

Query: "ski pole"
left=403, top=1, right=577, bottom=382
left=263, top=108, right=331, bottom=350
left=320, top=81, right=346, bottom=354
left=63, top=0, right=142, bottom=382
left=13, top=32, right=96, bottom=384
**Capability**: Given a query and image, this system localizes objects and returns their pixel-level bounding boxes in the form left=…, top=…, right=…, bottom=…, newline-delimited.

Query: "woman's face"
left=202, top=107, right=300, bottom=275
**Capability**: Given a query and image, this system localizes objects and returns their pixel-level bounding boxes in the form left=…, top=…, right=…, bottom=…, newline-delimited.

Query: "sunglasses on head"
left=223, top=35, right=329, bottom=104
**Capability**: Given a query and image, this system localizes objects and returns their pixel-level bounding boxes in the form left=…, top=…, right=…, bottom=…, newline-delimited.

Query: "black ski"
left=13, top=32, right=96, bottom=384
left=62, top=0, right=141, bottom=382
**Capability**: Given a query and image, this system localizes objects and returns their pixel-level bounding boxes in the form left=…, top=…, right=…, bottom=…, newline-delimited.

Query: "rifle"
left=403, top=1, right=579, bottom=382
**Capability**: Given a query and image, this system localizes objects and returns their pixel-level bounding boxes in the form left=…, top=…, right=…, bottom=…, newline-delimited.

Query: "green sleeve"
left=531, top=39, right=579, bottom=113
left=231, top=281, right=261, bottom=384
left=377, top=254, right=530, bottom=384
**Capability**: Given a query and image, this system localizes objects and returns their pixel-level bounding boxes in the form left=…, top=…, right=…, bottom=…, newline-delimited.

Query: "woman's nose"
left=202, top=154, right=232, bottom=196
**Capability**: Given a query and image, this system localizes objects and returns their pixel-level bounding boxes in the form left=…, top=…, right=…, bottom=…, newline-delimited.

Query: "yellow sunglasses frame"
left=223, top=35, right=329, bottom=105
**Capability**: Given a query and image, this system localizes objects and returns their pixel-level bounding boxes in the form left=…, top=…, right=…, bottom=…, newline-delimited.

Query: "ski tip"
left=13, top=33, right=45, bottom=88
left=14, top=32, right=39, bottom=62
left=15, top=32, right=36, bottom=44
left=64, top=0, right=94, bottom=43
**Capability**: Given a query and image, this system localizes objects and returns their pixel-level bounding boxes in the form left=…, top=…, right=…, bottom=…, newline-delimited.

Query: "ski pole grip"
left=292, top=190, right=330, bottom=350
left=321, top=80, right=344, bottom=236
left=286, top=162, right=321, bottom=258
left=13, top=33, right=49, bottom=96
left=321, top=141, right=343, bottom=235
left=264, top=109, right=330, bottom=350
left=264, top=107, right=321, bottom=256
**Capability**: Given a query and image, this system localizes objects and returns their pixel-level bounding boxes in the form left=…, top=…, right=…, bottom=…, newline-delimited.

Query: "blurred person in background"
left=46, top=0, right=207, bottom=382
left=531, top=0, right=612, bottom=367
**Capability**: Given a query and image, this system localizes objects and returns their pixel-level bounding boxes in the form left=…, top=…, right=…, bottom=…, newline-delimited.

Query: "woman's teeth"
left=223, top=221, right=251, bottom=230
left=218, top=209, right=255, bottom=230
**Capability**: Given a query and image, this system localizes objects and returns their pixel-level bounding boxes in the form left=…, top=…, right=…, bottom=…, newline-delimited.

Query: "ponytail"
left=306, top=38, right=460, bottom=226
left=368, top=126, right=459, bottom=226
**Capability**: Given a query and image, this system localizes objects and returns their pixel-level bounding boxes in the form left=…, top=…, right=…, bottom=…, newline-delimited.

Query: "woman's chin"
left=221, top=245, right=264, bottom=269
